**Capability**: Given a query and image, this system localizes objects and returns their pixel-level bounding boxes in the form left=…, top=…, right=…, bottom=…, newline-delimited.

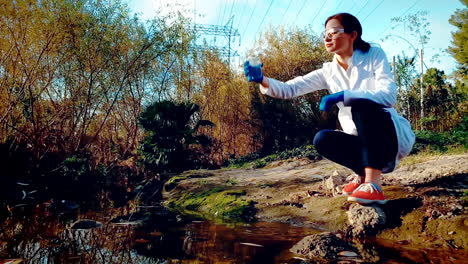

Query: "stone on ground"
left=290, top=232, right=357, bottom=260
left=347, top=203, right=386, bottom=237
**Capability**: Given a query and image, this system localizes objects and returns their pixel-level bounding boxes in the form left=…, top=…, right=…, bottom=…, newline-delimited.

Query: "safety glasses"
left=321, top=28, right=345, bottom=40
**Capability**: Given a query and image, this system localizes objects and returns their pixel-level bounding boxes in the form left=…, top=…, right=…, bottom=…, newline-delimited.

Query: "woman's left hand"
left=320, top=91, right=344, bottom=111
left=243, top=61, right=264, bottom=83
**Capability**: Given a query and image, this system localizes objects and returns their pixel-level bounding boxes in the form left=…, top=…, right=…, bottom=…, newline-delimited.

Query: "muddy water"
left=0, top=207, right=466, bottom=264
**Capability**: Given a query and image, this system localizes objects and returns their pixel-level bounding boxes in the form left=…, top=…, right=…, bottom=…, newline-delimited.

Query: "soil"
left=162, top=153, right=468, bottom=250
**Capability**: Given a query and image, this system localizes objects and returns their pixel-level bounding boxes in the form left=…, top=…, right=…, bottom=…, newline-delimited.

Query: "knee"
left=313, top=130, right=332, bottom=152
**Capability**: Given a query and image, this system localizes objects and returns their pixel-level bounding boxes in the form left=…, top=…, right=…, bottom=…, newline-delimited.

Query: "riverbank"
left=162, top=152, right=468, bottom=251
left=1, top=152, right=466, bottom=263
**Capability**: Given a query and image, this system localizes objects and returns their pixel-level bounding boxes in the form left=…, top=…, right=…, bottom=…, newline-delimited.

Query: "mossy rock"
left=167, top=187, right=256, bottom=222
left=164, top=171, right=213, bottom=191
left=379, top=208, right=468, bottom=249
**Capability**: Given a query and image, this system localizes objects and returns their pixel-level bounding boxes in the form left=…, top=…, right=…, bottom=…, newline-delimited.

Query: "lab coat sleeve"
left=343, top=47, right=397, bottom=107
left=259, top=68, right=329, bottom=99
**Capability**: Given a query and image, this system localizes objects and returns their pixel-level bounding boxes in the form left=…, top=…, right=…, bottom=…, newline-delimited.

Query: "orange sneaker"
left=347, top=183, right=387, bottom=205
left=342, top=174, right=364, bottom=195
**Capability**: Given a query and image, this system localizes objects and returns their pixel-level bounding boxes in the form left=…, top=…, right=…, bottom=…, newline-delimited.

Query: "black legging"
left=313, top=99, right=398, bottom=175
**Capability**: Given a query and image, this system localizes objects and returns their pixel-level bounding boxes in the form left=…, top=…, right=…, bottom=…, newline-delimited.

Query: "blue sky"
left=126, top=0, right=465, bottom=76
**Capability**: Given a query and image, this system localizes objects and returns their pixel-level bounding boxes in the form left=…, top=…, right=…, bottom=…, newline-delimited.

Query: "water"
left=0, top=205, right=466, bottom=264
left=247, top=56, right=262, bottom=67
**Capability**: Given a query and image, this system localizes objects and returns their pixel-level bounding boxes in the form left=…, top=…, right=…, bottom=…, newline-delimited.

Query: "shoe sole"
left=347, top=196, right=387, bottom=205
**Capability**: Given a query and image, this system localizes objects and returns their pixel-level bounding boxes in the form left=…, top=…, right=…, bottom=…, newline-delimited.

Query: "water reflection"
left=1, top=206, right=466, bottom=264
left=181, top=221, right=318, bottom=263
left=4, top=218, right=161, bottom=263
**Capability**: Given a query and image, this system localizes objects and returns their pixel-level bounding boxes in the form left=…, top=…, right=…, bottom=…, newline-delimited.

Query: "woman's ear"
left=351, top=31, right=358, bottom=41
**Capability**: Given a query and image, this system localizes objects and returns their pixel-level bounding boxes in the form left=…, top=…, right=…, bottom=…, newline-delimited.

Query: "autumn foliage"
left=0, top=0, right=465, bottom=178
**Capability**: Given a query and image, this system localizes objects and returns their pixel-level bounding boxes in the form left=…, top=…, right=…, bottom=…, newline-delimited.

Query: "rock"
left=324, top=173, right=345, bottom=197
left=290, top=232, right=356, bottom=260
left=351, top=240, right=382, bottom=263
left=111, top=221, right=142, bottom=227
left=239, top=242, right=264, bottom=247
left=338, top=250, right=359, bottom=257
left=347, top=204, right=386, bottom=237
left=0, top=259, right=23, bottom=264
left=70, top=219, right=102, bottom=230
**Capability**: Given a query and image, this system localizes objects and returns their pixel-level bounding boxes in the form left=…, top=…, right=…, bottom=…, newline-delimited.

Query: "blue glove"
left=243, top=61, right=264, bottom=83
left=319, top=91, right=344, bottom=111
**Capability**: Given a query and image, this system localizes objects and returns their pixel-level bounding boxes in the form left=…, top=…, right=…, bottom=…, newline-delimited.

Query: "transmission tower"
left=189, top=16, right=240, bottom=66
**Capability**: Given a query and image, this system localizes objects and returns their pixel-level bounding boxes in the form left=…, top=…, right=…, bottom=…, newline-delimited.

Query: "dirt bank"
left=162, top=153, right=468, bottom=250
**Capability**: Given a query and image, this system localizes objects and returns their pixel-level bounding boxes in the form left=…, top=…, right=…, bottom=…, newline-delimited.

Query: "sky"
left=126, top=0, right=465, bottom=76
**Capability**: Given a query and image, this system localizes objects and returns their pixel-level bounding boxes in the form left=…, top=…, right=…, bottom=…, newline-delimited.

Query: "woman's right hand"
left=243, top=60, right=264, bottom=83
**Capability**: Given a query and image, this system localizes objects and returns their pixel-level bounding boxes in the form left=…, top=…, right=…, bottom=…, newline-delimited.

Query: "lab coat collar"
left=332, top=49, right=365, bottom=68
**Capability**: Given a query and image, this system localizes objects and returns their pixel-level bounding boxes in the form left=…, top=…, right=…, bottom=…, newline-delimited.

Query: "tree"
left=248, top=25, right=332, bottom=154
left=393, top=54, right=417, bottom=120
left=190, top=50, right=259, bottom=163
left=138, top=100, right=213, bottom=172
left=448, top=0, right=468, bottom=81
left=414, top=68, right=465, bottom=131
left=386, top=11, right=431, bottom=120
left=0, top=0, right=194, bottom=166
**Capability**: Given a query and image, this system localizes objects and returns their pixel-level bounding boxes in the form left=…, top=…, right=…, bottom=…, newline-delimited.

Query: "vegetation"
left=164, top=171, right=212, bottom=192
left=167, top=187, right=256, bottom=222
left=412, top=120, right=468, bottom=154
left=138, top=100, right=214, bottom=172
left=0, top=0, right=193, bottom=211
left=0, top=1, right=465, bottom=215
left=250, top=26, right=333, bottom=155
left=448, top=0, right=468, bottom=81
left=226, top=144, right=320, bottom=169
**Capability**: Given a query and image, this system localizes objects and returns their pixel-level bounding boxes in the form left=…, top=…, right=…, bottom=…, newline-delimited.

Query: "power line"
left=348, top=1, right=357, bottom=14
left=335, top=0, right=345, bottom=12
left=193, top=0, right=196, bottom=24
left=235, top=1, right=249, bottom=30
left=311, top=0, right=329, bottom=25
left=375, top=0, right=422, bottom=39
left=362, top=0, right=384, bottom=22
left=241, top=0, right=258, bottom=39
left=400, top=0, right=422, bottom=17
left=290, top=0, right=309, bottom=26
left=218, top=0, right=228, bottom=25
left=189, top=20, right=240, bottom=62
left=216, top=0, right=224, bottom=25
left=252, top=0, right=275, bottom=45
left=215, top=0, right=230, bottom=46
left=356, top=0, right=371, bottom=16
left=227, top=0, right=236, bottom=23
left=278, top=0, right=293, bottom=26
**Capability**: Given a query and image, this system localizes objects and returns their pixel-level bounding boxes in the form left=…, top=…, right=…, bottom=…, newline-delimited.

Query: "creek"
left=1, top=202, right=465, bottom=264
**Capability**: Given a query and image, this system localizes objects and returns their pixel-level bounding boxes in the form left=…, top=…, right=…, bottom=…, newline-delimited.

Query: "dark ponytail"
left=353, top=36, right=371, bottom=53
left=325, top=13, right=371, bottom=53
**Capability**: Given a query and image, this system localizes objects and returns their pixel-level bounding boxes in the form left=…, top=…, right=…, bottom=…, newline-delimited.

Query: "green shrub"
left=412, top=129, right=467, bottom=154
left=275, top=144, right=320, bottom=160
left=253, top=159, right=267, bottom=169
left=225, top=179, right=238, bottom=186
left=167, top=187, right=256, bottom=222
left=138, top=100, right=214, bottom=172
left=225, top=144, right=320, bottom=168
left=62, top=155, right=90, bottom=180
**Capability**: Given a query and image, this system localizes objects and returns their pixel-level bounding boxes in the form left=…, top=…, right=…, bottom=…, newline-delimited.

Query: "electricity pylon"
left=190, top=16, right=240, bottom=66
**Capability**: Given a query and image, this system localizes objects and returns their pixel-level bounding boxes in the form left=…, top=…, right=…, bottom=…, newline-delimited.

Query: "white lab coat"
left=259, top=46, right=415, bottom=172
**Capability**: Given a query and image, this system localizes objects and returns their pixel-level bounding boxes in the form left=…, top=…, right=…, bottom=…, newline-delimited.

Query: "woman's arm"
left=260, top=76, right=270, bottom=88
left=260, top=68, right=329, bottom=99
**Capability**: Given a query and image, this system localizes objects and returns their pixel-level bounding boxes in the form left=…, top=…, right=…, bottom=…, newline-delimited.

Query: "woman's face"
left=323, top=19, right=356, bottom=54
